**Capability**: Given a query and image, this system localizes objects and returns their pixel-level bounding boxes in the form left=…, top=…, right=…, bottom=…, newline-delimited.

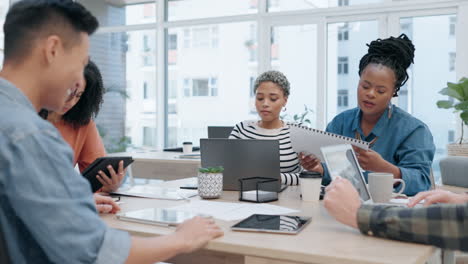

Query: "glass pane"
left=78, top=0, right=156, bottom=27
left=167, top=22, right=257, bottom=147
left=168, top=0, right=257, bottom=21
left=271, top=24, right=318, bottom=127
left=268, top=0, right=384, bottom=12
left=399, top=15, right=457, bottom=183
left=327, top=20, right=378, bottom=121
left=90, top=30, right=157, bottom=152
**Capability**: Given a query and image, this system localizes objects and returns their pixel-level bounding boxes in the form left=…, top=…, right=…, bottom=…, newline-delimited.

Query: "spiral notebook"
left=289, top=124, right=369, bottom=161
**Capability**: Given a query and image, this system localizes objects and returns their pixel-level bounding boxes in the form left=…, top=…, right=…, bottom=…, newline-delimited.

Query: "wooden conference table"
left=101, top=185, right=438, bottom=264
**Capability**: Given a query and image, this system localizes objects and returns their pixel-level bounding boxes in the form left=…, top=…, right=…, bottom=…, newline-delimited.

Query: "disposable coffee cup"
left=299, top=171, right=322, bottom=202
left=182, top=142, right=192, bottom=154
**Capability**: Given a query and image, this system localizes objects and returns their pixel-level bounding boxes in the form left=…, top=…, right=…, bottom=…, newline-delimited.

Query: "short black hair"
left=3, top=0, right=98, bottom=63
left=358, top=34, right=415, bottom=97
left=39, top=60, right=105, bottom=128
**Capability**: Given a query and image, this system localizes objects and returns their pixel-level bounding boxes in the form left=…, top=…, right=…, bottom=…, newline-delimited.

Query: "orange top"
left=54, top=120, right=106, bottom=173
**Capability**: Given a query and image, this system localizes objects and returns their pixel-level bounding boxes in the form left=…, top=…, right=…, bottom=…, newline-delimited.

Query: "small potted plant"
left=436, top=77, right=468, bottom=156
left=198, top=166, right=224, bottom=199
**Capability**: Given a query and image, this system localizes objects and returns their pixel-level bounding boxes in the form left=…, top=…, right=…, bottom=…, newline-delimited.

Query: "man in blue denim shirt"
left=0, top=1, right=222, bottom=263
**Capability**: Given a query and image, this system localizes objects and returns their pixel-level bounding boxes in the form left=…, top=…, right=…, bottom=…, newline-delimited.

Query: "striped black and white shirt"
left=229, top=120, right=301, bottom=185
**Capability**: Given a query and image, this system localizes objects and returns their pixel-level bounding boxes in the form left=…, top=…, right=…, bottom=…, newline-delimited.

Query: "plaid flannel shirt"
left=357, top=203, right=468, bottom=252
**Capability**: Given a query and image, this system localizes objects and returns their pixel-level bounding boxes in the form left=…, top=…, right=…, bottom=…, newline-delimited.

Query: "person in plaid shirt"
left=324, top=177, right=468, bottom=252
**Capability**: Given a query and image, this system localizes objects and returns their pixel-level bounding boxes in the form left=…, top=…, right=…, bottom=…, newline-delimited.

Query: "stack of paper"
left=112, top=185, right=197, bottom=200
left=169, top=200, right=299, bottom=221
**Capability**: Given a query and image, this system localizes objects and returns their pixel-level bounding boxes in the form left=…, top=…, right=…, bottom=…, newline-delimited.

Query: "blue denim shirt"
left=323, top=105, right=435, bottom=196
left=0, top=78, right=131, bottom=263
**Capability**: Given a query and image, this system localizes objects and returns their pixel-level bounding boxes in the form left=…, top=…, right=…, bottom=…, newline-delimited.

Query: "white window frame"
left=91, top=0, right=468, bottom=149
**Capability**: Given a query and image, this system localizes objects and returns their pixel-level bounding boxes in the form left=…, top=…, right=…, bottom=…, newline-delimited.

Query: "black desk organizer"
left=238, top=177, right=279, bottom=203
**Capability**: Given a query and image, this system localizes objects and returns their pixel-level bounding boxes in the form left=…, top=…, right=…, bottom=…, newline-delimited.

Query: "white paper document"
left=169, top=200, right=299, bottom=221
left=112, top=185, right=197, bottom=200
left=289, top=123, right=369, bottom=160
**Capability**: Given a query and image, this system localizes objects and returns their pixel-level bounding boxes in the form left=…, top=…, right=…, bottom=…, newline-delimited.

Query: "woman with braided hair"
left=300, top=34, right=435, bottom=195
left=40, top=60, right=126, bottom=195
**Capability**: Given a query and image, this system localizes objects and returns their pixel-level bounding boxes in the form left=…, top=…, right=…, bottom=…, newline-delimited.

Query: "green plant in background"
left=281, top=104, right=314, bottom=127
left=436, top=77, right=468, bottom=144
left=199, top=166, right=224, bottom=173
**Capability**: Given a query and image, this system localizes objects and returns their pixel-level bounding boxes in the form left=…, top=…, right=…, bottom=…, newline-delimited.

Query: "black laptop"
left=200, top=138, right=286, bottom=191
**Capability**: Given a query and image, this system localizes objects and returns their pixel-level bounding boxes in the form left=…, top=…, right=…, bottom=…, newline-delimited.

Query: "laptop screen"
left=321, top=144, right=371, bottom=201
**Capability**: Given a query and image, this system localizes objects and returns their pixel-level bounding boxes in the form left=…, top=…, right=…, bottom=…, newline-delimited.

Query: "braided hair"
left=358, top=34, right=415, bottom=97
left=39, top=60, right=104, bottom=128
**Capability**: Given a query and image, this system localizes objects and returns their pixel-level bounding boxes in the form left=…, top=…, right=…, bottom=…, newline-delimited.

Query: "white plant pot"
left=447, top=143, right=468, bottom=157
left=198, top=172, right=223, bottom=199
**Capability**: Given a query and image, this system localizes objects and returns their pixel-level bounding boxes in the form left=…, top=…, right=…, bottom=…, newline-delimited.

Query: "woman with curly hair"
left=229, top=70, right=302, bottom=186
left=40, top=60, right=125, bottom=193
left=300, top=34, right=435, bottom=196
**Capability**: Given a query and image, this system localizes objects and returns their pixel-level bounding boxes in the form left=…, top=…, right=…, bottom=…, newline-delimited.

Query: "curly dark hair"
left=39, top=60, right=104, bottom=128
left=358, top=34, right=415, bottom=97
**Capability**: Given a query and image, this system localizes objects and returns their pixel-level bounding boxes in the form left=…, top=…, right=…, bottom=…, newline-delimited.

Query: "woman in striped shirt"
left=229, top=71, right=301, bottom=185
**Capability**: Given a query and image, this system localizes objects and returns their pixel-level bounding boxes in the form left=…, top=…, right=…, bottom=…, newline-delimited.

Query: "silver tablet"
left=320, top=144, right=372, bottom=202
left=117, top=208, right=202, bottom=226
left=231, top=214, right=311, bottom=235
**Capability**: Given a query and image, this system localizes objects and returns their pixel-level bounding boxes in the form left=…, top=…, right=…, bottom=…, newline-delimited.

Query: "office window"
left=183, top=29, right=191, bottom=48
left=211, top=26, right=219, bottom=48
left=168, top=103, right=177, bottom=114
left=449, top=52, right=456, bottom=72
left=89, top=30, right=157, bottom=152
left=337, top=89, right=348, bottom=107
left=449, top=16, right=456, bottom=36
left=143, top=82, right=148, bottom=99
left=168, top=80, right=178, bottom=99
left=338, top=23, right=349, bottom=41
left=338, top=57, right=349, bottom=74
left=192, top=79, right=209, bottom=96
left=448, top=130, right=455, bottom=143
left=327, top=20, right=378, bottom=118
left=399, top=15, right=457, bottom=182
left=248, top=23, right=258, bottom=62
left=183, top=26, right=219, bottom=49
left=183, top=79, right=191, bottom=97
left=168, top=0, right=256, bottom=21
left=142, top=127, right=156, bottom=147
left=77, top=0, right=156, bottom=27
left=267, top=0, right=383, bottom=12
left=192, top=27, right=210, bottom=48
left=250, top=77, right=255, bottom=97
left=249, top=0, right=259, bottom=9
left=338, top=0, right=349, bottom=6
left=166, top=22, right=257, bottom=147
left=210, top=78, right=218, bottom=96
left=143, top=35, right=150, bottom=51
left=271, top=24, right=318, bottom=126
left=168, top=34, right=177, bottom=50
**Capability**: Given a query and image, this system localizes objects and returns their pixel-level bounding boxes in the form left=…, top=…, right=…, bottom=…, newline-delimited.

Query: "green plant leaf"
left=445, top=82, right=464, bottom=101
left=461, top=111, right=468, bottom=125
left=437, top=100, right=454, bottom=109
left=455, top=101, right=468, bottom=111
left=460, top=77, right=468, bottom=100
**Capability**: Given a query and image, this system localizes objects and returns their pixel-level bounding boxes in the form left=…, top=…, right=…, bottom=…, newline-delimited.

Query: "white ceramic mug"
left=368, top=172, right=406, bottom=203
left=299, top=171, right=322, bottom=202
left=198, top=172, right=223, bottom=199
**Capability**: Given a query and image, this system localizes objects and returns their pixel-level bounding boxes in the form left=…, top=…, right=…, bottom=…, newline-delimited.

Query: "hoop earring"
left=282, top=107, right=287, bottom=112
left=387, top=103, right=393, bottom=119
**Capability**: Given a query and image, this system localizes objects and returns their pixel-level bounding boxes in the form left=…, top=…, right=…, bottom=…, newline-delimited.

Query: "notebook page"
left=289, top=124, right=369, bottom=160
